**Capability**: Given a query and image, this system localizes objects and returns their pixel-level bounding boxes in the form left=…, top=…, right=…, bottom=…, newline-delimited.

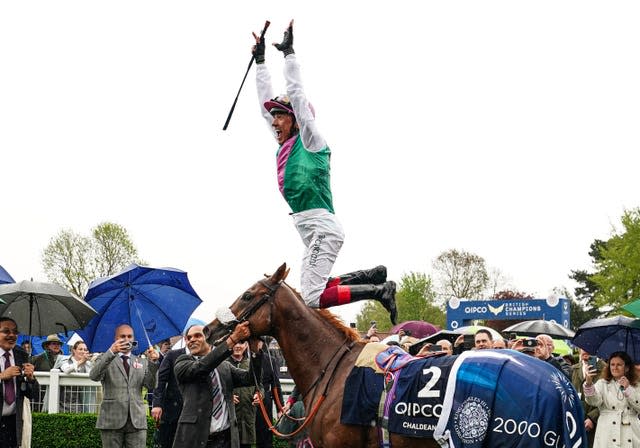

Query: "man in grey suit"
left=90, top=324, right=159, bottom=448
left=0, top=316, right=39, bottom=448
left=173, top=322, right=262, bottom=448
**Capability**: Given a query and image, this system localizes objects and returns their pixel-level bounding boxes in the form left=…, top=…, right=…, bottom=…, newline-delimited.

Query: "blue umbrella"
left=76, top=264, right=202, bottom=354
left=572, top=315, right=640, bottom=363
left=0, top=265, right=15, bottom=285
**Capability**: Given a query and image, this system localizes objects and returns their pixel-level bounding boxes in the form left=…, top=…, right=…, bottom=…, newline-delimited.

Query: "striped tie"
left=210, top=370, right=223, bottom=419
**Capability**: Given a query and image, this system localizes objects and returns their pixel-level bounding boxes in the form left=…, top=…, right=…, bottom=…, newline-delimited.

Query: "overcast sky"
left=1, top=1, right=638, bottom=328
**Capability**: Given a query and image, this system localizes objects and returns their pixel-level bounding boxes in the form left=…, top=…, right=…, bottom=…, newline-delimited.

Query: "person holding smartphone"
left=90, top=324, right=159, bottom=448
left=571, top=349, right=602, bottom=447
left=584, top=351, right=640, bottom=447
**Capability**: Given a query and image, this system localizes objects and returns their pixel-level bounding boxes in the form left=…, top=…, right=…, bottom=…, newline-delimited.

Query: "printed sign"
left=446, top=297, right=570, bottom=330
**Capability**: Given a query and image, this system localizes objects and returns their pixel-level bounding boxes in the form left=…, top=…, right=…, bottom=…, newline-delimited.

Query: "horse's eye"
left=241, top=292, right=253, bottom=301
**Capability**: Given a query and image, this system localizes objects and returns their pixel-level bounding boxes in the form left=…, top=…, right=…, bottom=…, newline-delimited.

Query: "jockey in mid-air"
left=253, top=20, right=397, bottom=324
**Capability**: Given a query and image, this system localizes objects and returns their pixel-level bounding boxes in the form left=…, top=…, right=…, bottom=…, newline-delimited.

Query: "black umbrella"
left=572, top=315, right=640, bottom=363
left=503, top=320, right=575, bottom=339
left=0, top=280, right=97, bottom=336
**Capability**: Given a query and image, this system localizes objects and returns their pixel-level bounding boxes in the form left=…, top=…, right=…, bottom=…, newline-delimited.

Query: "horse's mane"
left=284, top=281, right=361, bottom=342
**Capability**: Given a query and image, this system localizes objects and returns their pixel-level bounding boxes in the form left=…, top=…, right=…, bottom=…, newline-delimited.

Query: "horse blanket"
left=342, top=347, right=587, bottom=448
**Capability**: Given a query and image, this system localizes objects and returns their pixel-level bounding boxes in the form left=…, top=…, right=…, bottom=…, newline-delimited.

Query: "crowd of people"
left=361, top=322, right=640, bottom=448
left=5, top=309, right=640, bottom=448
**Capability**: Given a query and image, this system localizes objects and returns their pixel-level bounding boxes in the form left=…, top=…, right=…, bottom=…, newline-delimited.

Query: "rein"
left=257, top=339, right=356, bottom=439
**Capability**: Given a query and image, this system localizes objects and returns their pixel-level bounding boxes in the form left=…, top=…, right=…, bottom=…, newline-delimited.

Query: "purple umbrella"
left=390, top=320, right=440, bottom=339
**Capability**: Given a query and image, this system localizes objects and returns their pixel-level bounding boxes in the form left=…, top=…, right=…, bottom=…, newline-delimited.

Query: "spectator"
left=227, top=341, right=256, bottom=448
left=361, top=324, right=378, bottom=342
left=416, top=339, right=453, bottom=357
left=147, top=339, right=173, bottom=413
left=173, top=322, right=261, bottom=448
left=0, top=316, right=39, bottom=448
left=157, top=339, right=172, bottom=362
left=572, top=349, right=602, bottom=447
left=399, top=336, right=418, bottom=352
left=255, top=337, right=283, bottom=448
left=534, top=335, right=571, bottom=379
left=453, top=329, right=493, bottom=353
left=32, top=334, right=64, bottom=411
left=151, top=335, right=187, bottom=448
left=20, top=341, right=32, bottom=357
left=90, top=324, right=159, bottom=448
left=276, top=388, right=309, bottom=448
left=584, top=351, right=640, bottom=447
left=53, top=340, right=93, bottom=413
left=474, top=329, right=493, bottom=350
left=537, top=334, right=572, bottom=377
left=493, top=338, right=507, bottom=349
left=437, top=339, right=453, bottom=355
left=32, top=334, right=63, bottom=371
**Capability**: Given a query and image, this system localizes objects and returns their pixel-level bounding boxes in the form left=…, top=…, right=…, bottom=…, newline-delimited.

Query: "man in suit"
left=151, top=338, right=187, bottom=448
left=173, top=322, right=262, bottom=448
left=90, top=324, right=159, bottom=448
left=0, top=316, right=39, bottom=448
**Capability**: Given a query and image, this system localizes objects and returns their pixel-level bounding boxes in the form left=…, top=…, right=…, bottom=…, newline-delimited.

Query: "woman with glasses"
left=53, top=341, right=94, bottom=413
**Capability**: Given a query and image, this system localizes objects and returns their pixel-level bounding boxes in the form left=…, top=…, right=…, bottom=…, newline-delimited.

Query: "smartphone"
left=370, top=321, right=377, bottom=328
left=463, top=334, right=474, bottom=348
left=428, top=345, right=443, bottom=352
left=588, top=356, right=598, bottom=371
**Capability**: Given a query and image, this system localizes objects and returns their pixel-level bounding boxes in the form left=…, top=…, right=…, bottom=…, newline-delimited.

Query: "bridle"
left=212, top=276, right=356, bottom=440
left=212, top=278, right=281, bottom=345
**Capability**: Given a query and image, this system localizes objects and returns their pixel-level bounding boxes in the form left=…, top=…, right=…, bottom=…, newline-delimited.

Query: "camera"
left=370, top=321, right=377, bottom=327
left=122, top=340, right=138, bottom=350
left=521, top=338, right=538, bottom=353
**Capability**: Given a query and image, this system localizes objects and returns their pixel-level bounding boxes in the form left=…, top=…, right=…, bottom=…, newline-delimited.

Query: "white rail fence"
left=33, top=370, right=295, bottom=414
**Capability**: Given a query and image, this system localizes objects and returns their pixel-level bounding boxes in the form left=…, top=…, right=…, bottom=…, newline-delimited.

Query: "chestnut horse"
left=204, top=264, right=585, bottom=448
left=205, top=264, right=426, bottom=448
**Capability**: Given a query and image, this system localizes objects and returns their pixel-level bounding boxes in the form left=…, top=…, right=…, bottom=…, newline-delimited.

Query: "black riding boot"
left=347, top=281, right=397, bottom=325
left=328, top=265, right=387, bottom=286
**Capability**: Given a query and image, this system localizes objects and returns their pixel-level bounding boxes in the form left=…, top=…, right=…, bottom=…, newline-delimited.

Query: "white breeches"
left=292, top=208, right=345, bottom=307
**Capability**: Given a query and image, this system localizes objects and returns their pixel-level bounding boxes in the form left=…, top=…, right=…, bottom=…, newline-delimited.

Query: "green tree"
left=590, top=209, right=640, bottom=310
left=42, top=229, right=94, bottom=298
left=355, top=272, right=444, bottom=331
left=42, top=222, right=142, bottom=297
left=92, top=222, right=139, bottom=276
left=433, top=249, right=489, bottom=300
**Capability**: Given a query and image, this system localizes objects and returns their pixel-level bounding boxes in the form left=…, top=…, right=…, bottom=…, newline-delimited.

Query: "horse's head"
left=203, top=263, right=290, bottom=346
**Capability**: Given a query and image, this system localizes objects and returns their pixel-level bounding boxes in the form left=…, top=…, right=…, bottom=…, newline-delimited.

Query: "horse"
left=204, top=264, right=587, bottom=448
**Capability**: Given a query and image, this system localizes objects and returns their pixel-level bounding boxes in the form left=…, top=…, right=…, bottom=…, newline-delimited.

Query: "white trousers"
left=292, top=208, right=345, bottom=307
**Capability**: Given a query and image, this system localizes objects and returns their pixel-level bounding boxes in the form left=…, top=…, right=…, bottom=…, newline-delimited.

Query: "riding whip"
left=222, top=20, right=270, bottom=131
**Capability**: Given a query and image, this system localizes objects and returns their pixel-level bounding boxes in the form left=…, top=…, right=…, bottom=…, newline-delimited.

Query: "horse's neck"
left=273, top=294, right=349, bottom=397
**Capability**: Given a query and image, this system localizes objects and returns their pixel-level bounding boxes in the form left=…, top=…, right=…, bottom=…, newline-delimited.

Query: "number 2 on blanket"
left=417, top=367, right=442, bottom=398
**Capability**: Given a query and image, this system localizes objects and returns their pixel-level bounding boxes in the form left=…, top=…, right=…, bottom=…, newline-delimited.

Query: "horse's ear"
left=273, top=262, right=288, bottom=282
